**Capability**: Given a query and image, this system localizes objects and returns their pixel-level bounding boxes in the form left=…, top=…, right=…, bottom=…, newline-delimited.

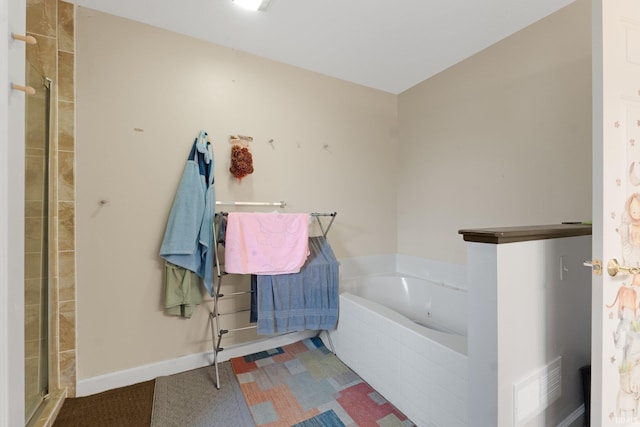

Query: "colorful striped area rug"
left=230, top=337, right=415, bottom=427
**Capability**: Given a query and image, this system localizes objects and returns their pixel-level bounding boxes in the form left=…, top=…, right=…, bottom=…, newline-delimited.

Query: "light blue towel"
left=257, top=236, right=339, bottom=335
left=160, top=131, right=216, bottom=296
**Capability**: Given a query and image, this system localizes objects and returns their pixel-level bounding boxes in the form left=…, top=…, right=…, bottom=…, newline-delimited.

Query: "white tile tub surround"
left=396, top=254, right=467, bottom=291
left=338, top=254, right=398, bottom=279
left=339, top=253, right=467, bottom=289
left=328, top=254, right=469, bottom=427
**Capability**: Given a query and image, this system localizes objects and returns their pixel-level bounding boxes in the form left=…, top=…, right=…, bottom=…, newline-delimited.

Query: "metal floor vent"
left=513, top=356, right=562, bottom=427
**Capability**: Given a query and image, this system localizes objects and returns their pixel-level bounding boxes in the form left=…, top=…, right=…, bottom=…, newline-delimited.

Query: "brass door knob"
left=607, top=259, right=640, bottom=277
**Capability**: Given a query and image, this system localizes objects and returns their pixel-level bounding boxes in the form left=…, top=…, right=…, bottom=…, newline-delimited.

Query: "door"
left=593, top=1, right=640, bottom=425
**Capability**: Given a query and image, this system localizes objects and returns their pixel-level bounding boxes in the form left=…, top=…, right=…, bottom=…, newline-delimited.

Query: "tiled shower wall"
left=24, top=0, right=76, bottom=420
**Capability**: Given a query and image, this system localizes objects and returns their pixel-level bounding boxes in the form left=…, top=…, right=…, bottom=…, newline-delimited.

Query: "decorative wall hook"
left=11, top=83, right=36, bottom=95
left=12, top=33, right=37, bottom=45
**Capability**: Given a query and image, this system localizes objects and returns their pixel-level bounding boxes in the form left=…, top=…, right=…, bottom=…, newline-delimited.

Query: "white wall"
left=397, top=0, right=592, bottom=265
left=1, top=0, right=26, bottom=425
left=467, top=235, right=592, bottom=427
left=75, top=7, right=398, bottom=380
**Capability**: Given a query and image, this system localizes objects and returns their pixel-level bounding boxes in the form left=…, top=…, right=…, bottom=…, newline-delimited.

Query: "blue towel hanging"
left=256, top=235, right=339, bottom=335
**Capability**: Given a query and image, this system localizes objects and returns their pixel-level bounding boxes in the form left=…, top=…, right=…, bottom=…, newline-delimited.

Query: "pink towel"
left=224, top=212, right=309, bottom=275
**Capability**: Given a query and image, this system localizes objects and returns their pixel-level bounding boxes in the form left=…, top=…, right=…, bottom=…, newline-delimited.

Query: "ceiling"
left=71, top=0, right=577, bottom=94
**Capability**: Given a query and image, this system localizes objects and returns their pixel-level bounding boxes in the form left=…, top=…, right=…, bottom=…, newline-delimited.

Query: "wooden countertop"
left=458, top=223, right=592, bottom=244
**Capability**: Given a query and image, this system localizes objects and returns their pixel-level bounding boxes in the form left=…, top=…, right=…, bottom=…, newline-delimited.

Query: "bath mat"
left=53, top=380, right=154, bottom=426
left=151, top=361, right=254, bottom=427
left=230, top=337, right=415, bottom=427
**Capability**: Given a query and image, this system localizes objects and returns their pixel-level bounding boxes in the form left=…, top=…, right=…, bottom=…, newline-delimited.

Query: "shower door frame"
left=24, top=76, right=54, bottom=425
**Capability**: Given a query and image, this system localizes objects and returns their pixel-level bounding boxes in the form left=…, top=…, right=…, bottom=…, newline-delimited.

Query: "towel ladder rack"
left=209, top=206, right=337, bottom=389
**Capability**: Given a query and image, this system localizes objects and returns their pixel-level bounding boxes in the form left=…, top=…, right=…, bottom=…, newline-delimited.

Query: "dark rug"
left=231, top=337, right=415, bottom=427
left=53, top=380, right=155, bottom=427
left=151, top=361, right=254, bottom=427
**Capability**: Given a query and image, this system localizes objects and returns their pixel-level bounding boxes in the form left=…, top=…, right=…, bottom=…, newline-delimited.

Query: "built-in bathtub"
left=324, top=274, right=469, bottom=427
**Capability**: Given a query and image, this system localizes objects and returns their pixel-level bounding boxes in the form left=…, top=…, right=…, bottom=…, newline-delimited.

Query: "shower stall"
left=21, top=2, right=77, bottom=425
left=24, top=76, right=54, bottom=424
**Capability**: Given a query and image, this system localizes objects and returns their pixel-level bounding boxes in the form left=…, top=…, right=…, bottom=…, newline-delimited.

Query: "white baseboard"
left=76, top=330, right=316, bottom=397
left=557, top=404, right=585, bottom=427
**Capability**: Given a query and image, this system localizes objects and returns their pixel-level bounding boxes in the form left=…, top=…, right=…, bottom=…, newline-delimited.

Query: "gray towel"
left=257, top=236, right=339, bottom=335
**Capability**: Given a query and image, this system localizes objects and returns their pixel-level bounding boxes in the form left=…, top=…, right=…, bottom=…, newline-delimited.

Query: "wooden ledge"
left=458, top=223, right=592, bottom=244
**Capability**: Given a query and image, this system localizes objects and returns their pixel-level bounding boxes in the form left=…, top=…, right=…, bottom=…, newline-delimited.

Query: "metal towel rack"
left=208, top=201, right=337, bottom=388
left=216, top=200, right=286, bottom=208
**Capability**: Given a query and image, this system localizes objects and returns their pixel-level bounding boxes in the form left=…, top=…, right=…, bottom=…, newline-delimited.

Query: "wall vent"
left=513, top=356, right=562, bottom=427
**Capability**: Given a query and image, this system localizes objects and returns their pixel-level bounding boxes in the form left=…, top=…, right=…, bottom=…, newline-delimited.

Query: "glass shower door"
left=24, top=76, right=52, bottom=424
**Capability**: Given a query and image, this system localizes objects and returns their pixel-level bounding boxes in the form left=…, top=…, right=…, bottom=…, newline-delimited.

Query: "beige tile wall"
left=25, top=0, right=76, bottom=424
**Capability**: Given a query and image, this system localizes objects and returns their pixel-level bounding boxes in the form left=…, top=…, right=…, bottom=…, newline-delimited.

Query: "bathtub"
left=324, top=274, right=469, bottom=427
